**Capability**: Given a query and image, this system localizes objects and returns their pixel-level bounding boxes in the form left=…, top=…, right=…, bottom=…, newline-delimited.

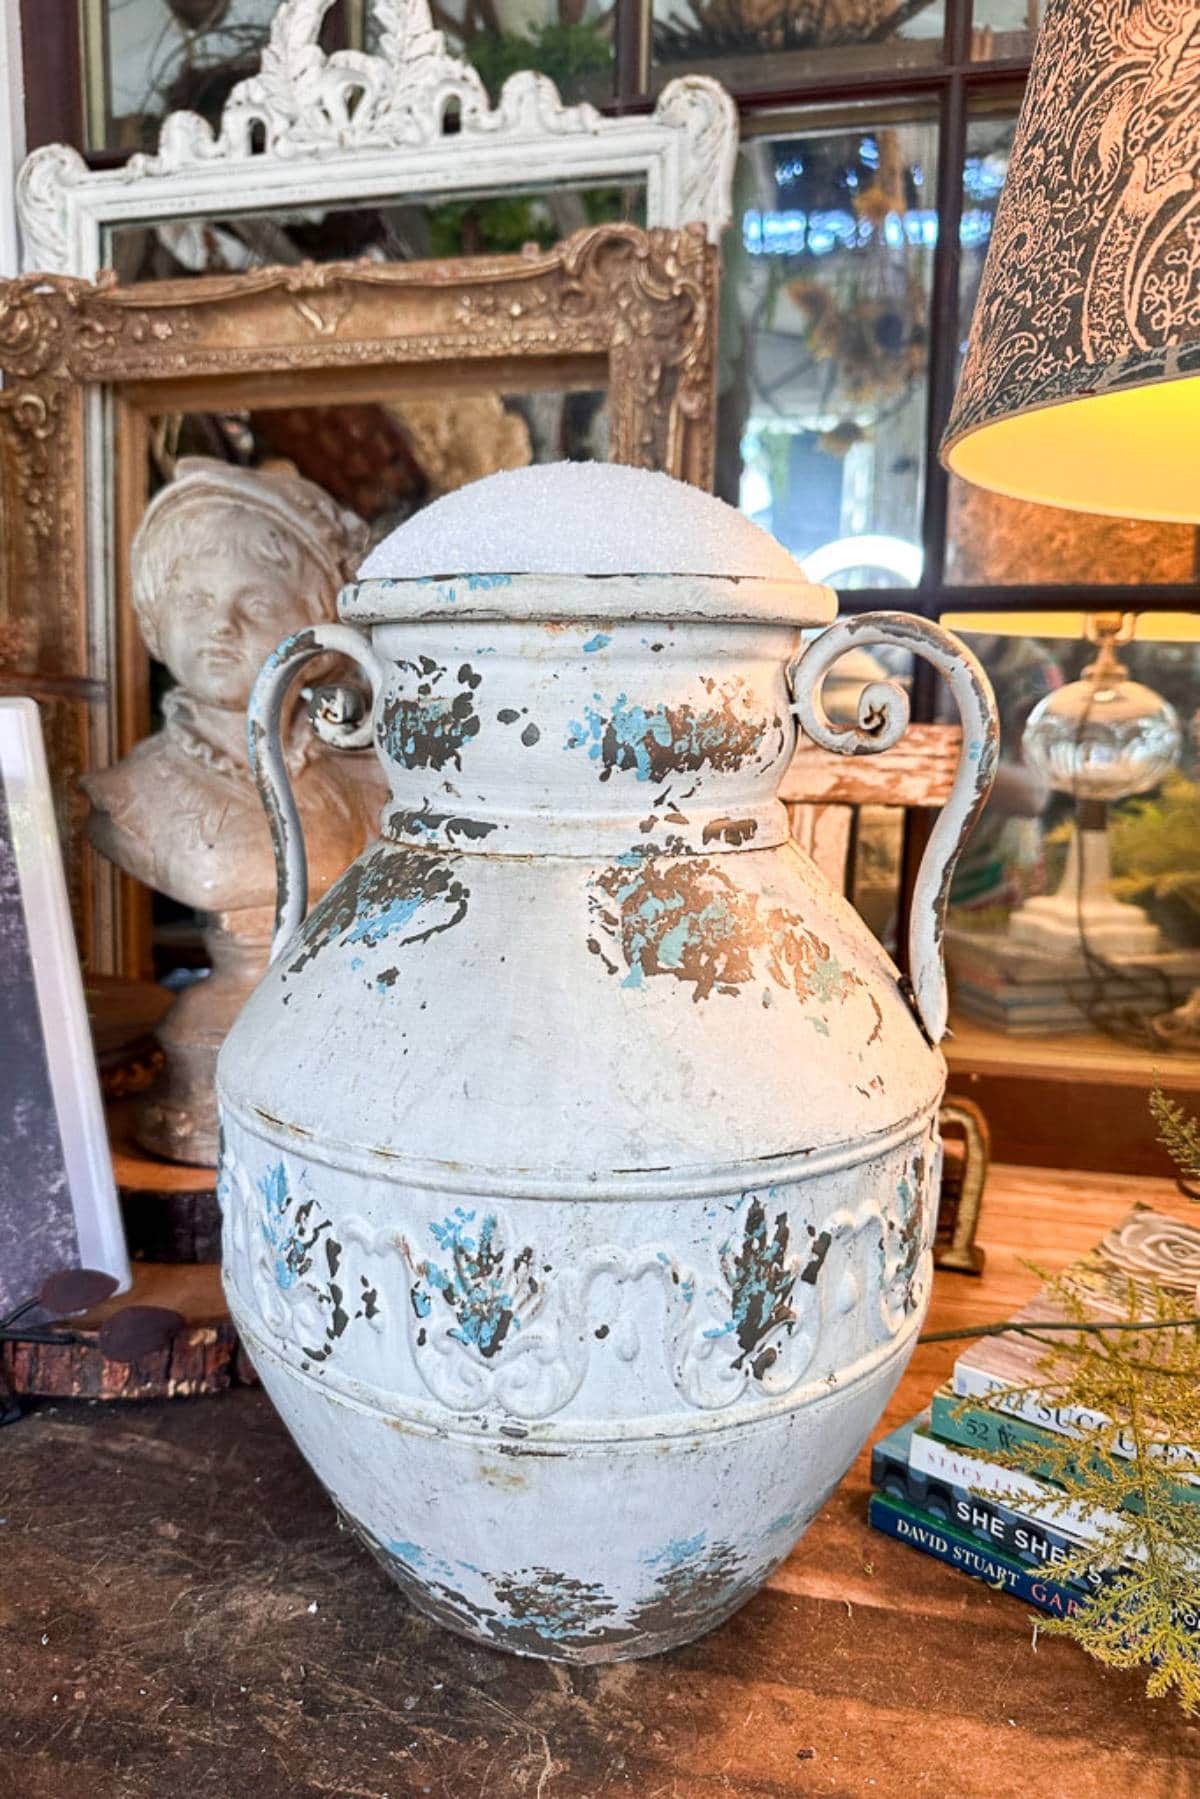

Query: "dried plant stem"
left=919, top=1315, right=1200, bottom=1346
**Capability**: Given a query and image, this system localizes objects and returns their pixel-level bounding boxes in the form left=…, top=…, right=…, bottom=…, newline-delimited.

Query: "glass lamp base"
left=1008, top=820, right=1162, bottom=958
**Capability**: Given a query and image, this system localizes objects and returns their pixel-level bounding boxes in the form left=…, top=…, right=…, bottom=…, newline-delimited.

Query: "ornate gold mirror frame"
left=0, top=222, right=717, bottom=975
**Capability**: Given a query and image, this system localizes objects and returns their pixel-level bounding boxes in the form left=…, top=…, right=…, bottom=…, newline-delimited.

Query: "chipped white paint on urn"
left=218, top=465, right=998, bottom=1662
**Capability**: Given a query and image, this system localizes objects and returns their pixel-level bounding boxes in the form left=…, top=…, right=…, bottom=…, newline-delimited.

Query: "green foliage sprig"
left=959, top=1278, right=1200, bottom=1710
left=425, top=20, right=624, bottom=259
left=950, top=1092, right=1200, bottom=1711
left=1152, top=1084, right=1200, bottom=1186
left=1108, top=776, right=1200, bottom=926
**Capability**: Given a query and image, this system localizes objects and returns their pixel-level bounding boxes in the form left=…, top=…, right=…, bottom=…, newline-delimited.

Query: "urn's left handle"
left=247, top=623, right=384, bottom=962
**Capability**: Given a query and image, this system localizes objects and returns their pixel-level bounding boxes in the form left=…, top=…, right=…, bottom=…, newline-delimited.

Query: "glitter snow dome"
left=355, top=462, right=812, bottom=587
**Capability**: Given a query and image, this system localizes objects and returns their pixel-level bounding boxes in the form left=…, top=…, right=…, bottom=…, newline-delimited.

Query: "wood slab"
left=781, top=721, right=960, bottom=808
left=85, top=974, right=172, bottom=1099
left=1, top=1262, right=245, bottom=1401
left=109, top=1103, right=221, bottom=1262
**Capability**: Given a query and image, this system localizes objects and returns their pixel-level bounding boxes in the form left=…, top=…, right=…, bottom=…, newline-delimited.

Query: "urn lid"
left=344, top=463, right=835, bottom=627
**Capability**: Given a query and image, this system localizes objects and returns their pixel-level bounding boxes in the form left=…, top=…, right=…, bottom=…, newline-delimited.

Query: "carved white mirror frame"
left=17, top=0, right=738, bottom=278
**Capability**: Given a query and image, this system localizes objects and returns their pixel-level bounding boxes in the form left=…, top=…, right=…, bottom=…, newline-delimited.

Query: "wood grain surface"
left=2, top=1165, right=1198, bottom=1799
left=781, top=724, right=960, bottom=809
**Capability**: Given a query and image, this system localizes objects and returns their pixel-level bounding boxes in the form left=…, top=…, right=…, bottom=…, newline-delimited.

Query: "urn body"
left=218, top=562, right=995, bottom=1661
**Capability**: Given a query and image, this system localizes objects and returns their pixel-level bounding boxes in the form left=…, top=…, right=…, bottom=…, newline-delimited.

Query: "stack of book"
left=868, top=1203, right=1200, bottom=1619
left=944, top=926, right=1200, bottom=1035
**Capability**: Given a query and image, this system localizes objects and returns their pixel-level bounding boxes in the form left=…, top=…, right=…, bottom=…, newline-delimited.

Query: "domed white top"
left=357, top=462, right=804, bottom=581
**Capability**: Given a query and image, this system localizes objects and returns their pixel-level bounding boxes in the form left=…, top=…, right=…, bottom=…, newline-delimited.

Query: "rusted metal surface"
left=222, top=526, right=997, bottom=1661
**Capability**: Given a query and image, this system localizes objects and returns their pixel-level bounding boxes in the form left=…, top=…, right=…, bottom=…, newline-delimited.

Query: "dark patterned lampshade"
left=942, top=0, right=1200, bottom=522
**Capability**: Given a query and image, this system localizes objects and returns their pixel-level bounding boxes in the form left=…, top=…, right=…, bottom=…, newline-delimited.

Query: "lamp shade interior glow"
left=940, top=0, right=1200, bottom=526
left=945, top=375, right=1200, bottom=524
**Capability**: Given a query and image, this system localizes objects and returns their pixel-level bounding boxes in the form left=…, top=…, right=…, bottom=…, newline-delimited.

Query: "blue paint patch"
left=703, top=1193, right=797, bottom=1373
left=564, top=688, right=766, bottom=785
left=702, top=1318, right=736, bottom=1340
left=642, top=1531, right=707, bottom=1570
left=582, top=633, right=612, bottom=653
left=466, top=573, right=512, bottom=590
left=254, top=1160, right=379, bottom=1360
left=565, top=694, right=671, bottom=782
left=414, top=1210, right=534, bottom=1360
left=615, top=877, right=739, bottom=990
left=430, top=1206, right=478, bottom=1254
left=258, top=1162, right=301, bottom=1291
left=416, top=577, right=459, bottom=603
left=387, top=1538, right=426, bottom=1567
left=344, top=891, right=426, bottom=947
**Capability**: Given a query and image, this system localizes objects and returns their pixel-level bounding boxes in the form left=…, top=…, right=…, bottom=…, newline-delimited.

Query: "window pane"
left=83, top=0, right=279, bottom=152
left=651, top=0, right=945, bottom=94
left=723, top=118, right=937, bottom=581
left=106, top=184, right=644, bottom=280
left=367, top=0, right=615, bottom=105
left=947, top=109, right=1199, bottom=585
left=83, top=0, right=615, bottom=154
left=969, top=0, right=1044, bottom=61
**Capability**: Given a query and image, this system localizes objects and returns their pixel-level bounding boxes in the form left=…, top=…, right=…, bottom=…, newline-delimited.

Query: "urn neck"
left=357, top=609, right=804, bottom=859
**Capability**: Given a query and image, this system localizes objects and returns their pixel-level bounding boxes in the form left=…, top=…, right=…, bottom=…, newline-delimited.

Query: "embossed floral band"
left=941, top=0, right=1200, bottom=522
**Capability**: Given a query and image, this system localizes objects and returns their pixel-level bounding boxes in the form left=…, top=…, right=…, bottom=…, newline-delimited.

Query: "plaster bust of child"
left=84, top=458, right=382, bottom=1164
left=85, top=457, right=377, bottom=911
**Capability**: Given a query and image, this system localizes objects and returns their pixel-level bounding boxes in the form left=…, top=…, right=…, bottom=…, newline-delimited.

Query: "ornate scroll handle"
left=247, top=623, right=384, bottom=963
left=787, top=612, right=999, bottom=1045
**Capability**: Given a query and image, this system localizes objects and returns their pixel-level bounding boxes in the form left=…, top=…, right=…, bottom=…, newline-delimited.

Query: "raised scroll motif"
left=222, top=1149, right=386, bottom=1367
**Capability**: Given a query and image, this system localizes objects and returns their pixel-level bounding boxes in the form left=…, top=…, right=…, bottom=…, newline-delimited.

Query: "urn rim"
left=338, top=571, right=837, bottom=629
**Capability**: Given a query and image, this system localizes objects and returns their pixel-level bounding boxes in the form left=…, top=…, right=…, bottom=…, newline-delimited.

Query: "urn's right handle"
left=247, top=622, right=384, bottom=963
left=787, top=612, right=999, bottom=1045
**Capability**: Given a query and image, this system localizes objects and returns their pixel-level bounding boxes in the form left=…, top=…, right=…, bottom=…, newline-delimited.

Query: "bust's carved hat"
left=132, top=458, right=369, bottom=658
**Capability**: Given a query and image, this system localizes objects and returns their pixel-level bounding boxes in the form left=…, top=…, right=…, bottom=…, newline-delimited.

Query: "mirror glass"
left=105, top=185, right=646, bottom=281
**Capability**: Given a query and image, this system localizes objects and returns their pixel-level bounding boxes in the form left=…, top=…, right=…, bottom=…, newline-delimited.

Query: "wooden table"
left=3, top=1165, right=1198, bottom=1799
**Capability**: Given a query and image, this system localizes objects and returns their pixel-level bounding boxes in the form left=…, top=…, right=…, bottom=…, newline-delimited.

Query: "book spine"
left=878, top=1415, right=1107, bottom=1587
left=907, top=1428, right=1121, bottom=1547
left=950, top=1365, right=1200, bottom=1490
left=932, top=1389, right=1062, bottom=1460
left=953, top=1361, right=1119, bottom=1442
left=867, top=1494, right=1095, bottom=1621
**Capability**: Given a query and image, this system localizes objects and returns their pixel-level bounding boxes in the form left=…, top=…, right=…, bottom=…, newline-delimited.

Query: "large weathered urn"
left=218, top=463, right=997, bottom=1661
